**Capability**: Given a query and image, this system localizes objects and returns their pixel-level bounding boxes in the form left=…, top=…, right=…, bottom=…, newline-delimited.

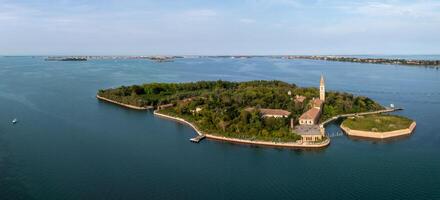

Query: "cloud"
left=0, top=0, right=439, bottom=55
left=340, top=1, right=440, bottom=19
left=0, top=3, right=41, bottom=21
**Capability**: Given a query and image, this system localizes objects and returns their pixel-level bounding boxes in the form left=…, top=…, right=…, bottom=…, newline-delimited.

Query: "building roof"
left=294, top=95, right=306, bottom=103
left=299, top=107, right=321, bottom=120
left=245, top=108, right=291, bottom=116
left=158, top=103, right=174, bottom=109
left=295, top=125, right=322, bottom=135
left=313, top=98, right=324, bottom=108
left=260, top=108, right=291, bottom=116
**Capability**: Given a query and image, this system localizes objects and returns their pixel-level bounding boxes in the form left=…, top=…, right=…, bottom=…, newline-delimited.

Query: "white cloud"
left=341, top=1, right=440, bottom=19
left=0, top=3, right=41, bottom=21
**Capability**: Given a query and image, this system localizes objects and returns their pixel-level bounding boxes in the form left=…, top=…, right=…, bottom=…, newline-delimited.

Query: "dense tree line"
left=98, top=80, right=383, bottom=141
left=322, top=92, right=383, bottom=120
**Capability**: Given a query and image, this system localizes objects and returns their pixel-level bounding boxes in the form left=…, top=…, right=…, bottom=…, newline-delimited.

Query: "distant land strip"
left=286, top=56, right=440, bottom=68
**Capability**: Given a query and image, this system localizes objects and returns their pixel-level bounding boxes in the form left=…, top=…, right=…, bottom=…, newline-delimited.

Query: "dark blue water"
left=0, top=57, right=439, bottom=200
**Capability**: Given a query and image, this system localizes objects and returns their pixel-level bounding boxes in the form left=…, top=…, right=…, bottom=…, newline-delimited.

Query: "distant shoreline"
left=285, top=56, right=440, bottom=68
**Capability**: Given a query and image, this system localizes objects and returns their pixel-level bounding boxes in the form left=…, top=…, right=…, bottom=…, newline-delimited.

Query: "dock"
left=190, top=135, right=206, bottom=143
left=320, top=108, right=403, bottom=127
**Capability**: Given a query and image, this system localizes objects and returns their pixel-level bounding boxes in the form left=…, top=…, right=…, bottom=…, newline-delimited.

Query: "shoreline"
left=96, top=95, right=154, bottom=110
left=340, top=122, right=416, bottom=139
left=154, top=111, right=330, bottom=148
left=286, top=56, right=440, bottom=68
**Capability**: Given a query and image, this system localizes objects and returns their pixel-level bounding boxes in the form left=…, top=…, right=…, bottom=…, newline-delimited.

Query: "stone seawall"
left=340, top=122, right=416, bottom=139
left=96, top=95, right=153, bottom=110
left=154, top=111, right=330, bottom=148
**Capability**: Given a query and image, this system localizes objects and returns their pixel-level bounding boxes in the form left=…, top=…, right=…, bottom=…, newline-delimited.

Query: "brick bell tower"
left=320, top=75, right=325, bottom=101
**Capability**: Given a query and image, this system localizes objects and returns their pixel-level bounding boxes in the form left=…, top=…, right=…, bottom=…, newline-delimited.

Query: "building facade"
left=320, top=75, right=325, bottom=101
left=295, top=75, right=326, bottom=142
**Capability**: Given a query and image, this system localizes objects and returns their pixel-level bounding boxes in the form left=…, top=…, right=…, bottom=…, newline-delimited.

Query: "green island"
left=342, top=114, right=413, bottom=132
left=340, top=114, right=416, bottom=139
left=97, top=78, right=396, bottom=147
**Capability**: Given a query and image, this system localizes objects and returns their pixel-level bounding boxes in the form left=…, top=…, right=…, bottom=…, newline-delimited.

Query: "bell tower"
left=320, top=75, right=325, bottom=101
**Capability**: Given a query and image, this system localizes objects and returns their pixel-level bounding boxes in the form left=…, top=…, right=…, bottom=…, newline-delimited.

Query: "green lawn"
left=342, top=114, right=413, bottom=132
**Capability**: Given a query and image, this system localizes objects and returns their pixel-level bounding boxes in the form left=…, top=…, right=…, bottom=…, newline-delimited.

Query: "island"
left=340, top=114, right=416, bottom=139
left=96, top=75, right=415, bottom=148
left=45, top=56, right=88, bottom=61
left=285, top=55, right=440, bottom=68
left=44, top=55, right=183, bottom=62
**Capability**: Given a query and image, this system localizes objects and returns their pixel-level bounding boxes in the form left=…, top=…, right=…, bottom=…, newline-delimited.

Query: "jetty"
left=320, top=108, right=403, bottom=127
left=96, top=95, right=154, bottom=110
left=190, top=135, right=206, bottom=143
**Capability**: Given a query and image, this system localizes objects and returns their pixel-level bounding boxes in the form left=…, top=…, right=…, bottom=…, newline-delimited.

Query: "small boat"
left=12, top=118, right=18, bottom=124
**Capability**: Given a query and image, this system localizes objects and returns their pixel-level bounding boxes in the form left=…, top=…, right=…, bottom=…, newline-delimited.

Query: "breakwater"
left=96, top=95, right=154, bottom=110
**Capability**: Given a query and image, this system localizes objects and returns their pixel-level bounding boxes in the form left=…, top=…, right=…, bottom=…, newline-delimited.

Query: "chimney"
left=290, top=118, right=295, bottom=129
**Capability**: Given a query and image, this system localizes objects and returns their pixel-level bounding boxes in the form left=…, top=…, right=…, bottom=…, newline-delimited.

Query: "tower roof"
left=320, top=75, right=325, bottom=85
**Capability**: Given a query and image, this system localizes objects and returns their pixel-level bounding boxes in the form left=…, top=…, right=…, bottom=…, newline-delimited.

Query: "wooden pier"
left=190, top=135, right=206, bottom=143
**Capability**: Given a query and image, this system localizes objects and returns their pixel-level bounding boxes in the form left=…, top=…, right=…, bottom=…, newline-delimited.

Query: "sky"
left=0, top=0, right=439, bottom=55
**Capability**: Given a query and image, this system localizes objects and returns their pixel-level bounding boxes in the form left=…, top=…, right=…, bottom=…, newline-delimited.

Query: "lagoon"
left=0, top=56, right=439, bottom=200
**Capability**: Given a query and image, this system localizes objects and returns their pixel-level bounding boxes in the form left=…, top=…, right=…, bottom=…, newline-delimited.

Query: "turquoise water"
left=0, top=57, right=439, bottom=200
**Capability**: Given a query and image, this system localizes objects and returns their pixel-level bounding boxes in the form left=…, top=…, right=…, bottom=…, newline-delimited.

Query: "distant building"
left=299, top=107, right=321, bottom=125
left=190, top=107, right=203, bottom=114
left=294, top=95, right=306, bottom=103
left=245, top=108, right=291, bottom=118
left=312, top=98, right=324, bottom=109
left=157, top=103, right=174, bottom=110
left=298, top=97, right=324, bottom=126
left=298, top=75, right=325, bottom=125
left=294, top=125, right=324, bottom=142
left=295, top=75, right=326, bottom=142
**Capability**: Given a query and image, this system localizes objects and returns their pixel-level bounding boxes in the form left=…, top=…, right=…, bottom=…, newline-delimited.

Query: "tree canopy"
left=98, top=80, right=383, bottom=142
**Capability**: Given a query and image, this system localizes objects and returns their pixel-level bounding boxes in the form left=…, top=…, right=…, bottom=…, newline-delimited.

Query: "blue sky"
left=0, top=0, right=439, bottom=55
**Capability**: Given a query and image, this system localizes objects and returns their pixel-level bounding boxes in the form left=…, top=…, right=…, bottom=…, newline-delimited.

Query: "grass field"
left=342, top=114, right=413, bottom=132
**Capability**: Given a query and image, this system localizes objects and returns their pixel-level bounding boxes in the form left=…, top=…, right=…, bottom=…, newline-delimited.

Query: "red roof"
left=313, top=99, right=323, bottom=108
left=260, top=108, right=291, bottom=116
left=245, top=108, right=291, bottom=116
left=299, top=107, right=321, bottom=120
